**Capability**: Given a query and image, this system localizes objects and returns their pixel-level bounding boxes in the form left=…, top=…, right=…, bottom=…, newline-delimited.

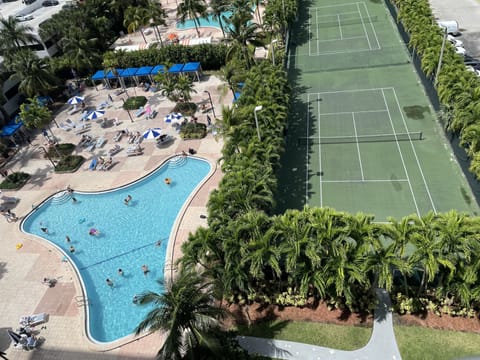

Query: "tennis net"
left=297, top=132, right=423, bottom=145
left=309, top=15, right=378, bottom=28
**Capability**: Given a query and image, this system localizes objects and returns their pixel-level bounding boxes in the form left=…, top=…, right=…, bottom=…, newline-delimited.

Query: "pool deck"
left=0, top=73, right=230, bottom=359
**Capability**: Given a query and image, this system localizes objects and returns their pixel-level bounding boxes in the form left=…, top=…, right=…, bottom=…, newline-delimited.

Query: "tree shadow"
left=0, top=262, right=8, bottom=281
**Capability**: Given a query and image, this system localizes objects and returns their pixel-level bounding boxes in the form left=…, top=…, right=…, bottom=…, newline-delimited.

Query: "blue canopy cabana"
left=168, top=63, right=184, bottom=75
left=0, top=118, right=24, bottom=145
left=119, top=68, right=138, bottom=78
left=135, top=66, right=154, bottom=76
left=151, top=65, right=166, bottom=76
left=91, top=70, right=105, bottom=81
left=182, top=62, right=202, bottom=81
left=106, top=69, right=123, bottom=79
left=233, top=92, right=241, bottom=103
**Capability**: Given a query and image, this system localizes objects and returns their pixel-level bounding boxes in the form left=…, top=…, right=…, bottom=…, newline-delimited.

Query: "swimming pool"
left=21, top=157, right=211, bottom=343
left=175, top=13, right=233, bottom=31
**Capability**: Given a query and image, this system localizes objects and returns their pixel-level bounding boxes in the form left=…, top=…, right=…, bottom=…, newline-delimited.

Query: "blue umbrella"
left=142, top=128, right=162, bottom=140
left=87, top=110, right=105, bottom=120
left=67, top=96, right=84, bottom=105
left=164, top=112, right=183, bottom=123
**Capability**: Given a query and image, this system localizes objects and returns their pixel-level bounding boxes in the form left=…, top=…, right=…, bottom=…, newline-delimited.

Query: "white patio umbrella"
left=87, top=110, right=105, bottom=120
left=142, top=128, right=162, bottom=140
left=67, top=96, right=85, bottom=105
left=164, top=112, right=183, bottom=124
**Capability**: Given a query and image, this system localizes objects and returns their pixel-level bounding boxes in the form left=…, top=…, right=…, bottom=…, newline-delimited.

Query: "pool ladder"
left=168, top=155, right=187, bottom=168
left=52, top=191, right=72, bottom=205
left=75, top=296, right=89, bottom=307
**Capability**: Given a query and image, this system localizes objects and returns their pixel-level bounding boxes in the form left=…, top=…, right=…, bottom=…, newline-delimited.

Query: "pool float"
left=16, top=243, right=23, bottom=250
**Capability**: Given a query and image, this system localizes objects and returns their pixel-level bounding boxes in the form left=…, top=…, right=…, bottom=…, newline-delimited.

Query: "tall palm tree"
left=0, top=16, right=37, bottom=54
left=60, top=33, right=101, bottom=73
left=147, top=0, right=167, bottom=46
left=124, top=6, right=150, bottom=43
left=6, top=50, right=59, bottom=98
left=177, top=0, right=207, bottom=38
left=135, top=269, right=226, bottom=360
left=210, top=0, right=229, bottom=38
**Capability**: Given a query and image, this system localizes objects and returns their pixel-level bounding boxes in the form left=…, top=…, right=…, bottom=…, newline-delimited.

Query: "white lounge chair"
left=59, top=122, right=73, bottom=131
left=19, top=312, right=48, bottom=327
left=66, top=119, right=76, bottom=128
left=96, top=137, right=106, bottom=148
left=113, top=131, right=123, bottom=142
left=74, top=123, right=91, bottom=135
left=68, top=105, right=79, bottom=115
left=109, top=144, right=121, bottom=156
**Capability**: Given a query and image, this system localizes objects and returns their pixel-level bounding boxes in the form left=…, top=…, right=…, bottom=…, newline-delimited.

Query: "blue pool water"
left=22, top=157, right=211, bottom=343
left=176, top=12, right=233, bottom=31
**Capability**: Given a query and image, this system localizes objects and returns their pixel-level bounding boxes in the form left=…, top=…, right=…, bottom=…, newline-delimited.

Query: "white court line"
left=319, top=109, right=388, bottom=116
left=323, top=179, right=409, bottom=183
left=317, top=36, right=365, bottom=43
left=389, top=87, right=437, bottom=213
left=310, top=87, right=388, bottom=95
left=337, top=14, right=343, bottom=40
left=352, top=112, right=365, bottom=181
left=313, top=11, right=359, bottom=19
left=362, top=1, right=381, bottom=49
left=305, top=94, right=311, bottom=204
left=312, top=2, right=361, bottom=9
left=317, top=93, right=323, bottom=207
left=315, top=47, right=374, bottom=56
left=381, top=88, right=420, bottom=216
left=356, top=2, right=372, bottom=50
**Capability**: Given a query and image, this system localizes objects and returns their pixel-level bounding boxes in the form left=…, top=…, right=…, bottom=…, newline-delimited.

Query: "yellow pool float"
left=16, top=243, right=23, bottom=250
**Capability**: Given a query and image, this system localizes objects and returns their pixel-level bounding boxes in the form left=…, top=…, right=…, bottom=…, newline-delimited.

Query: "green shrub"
left=0, top=172, right=30, bottom=190
left=47, top=143, right=75, bottom=159
left=123, top=96, right=147, bottom=110
left=173, top=102, right=197, bottom=116
left=54, top=155, right=85, bottom=172
left=103, top=44, right=228, bottom=71
left=180, top=122, right=207, bottom=139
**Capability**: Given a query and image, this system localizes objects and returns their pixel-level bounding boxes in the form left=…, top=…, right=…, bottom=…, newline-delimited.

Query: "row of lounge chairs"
left=59, top=119, right=91, bottom=135
left=78, top=135, right=106, bottom=152
left=87, top=156, right=115, bottom=171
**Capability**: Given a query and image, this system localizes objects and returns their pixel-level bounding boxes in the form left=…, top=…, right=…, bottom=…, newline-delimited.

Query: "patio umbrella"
left=167, top=33, right=178, bottom=41
left=142, top=128, right=162, bottom=140
left=86, top=110, right=105, bottom=120
left=67, top=96, right=84, bottom=105
left=164, top=112, right=183, bottom=124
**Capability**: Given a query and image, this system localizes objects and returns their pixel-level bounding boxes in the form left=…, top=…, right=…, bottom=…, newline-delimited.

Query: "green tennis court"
left=276, top=0, right=479, bottom=219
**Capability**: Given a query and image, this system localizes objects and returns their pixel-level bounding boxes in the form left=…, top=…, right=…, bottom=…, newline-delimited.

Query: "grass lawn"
left=236, top=320, right=371, bottom=351
left=237, top=321, right=480, bottom=360
left=395, top=325, right=480, bottom=360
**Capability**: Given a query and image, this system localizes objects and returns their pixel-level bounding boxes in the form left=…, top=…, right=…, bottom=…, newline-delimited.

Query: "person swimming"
left=164, top=178, right=171, bottom=185
left=124, top=195, right=132, bottom=205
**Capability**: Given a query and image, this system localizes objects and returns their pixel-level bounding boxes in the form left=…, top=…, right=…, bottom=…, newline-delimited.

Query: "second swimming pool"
left=21, top=156, right=211, bottom=343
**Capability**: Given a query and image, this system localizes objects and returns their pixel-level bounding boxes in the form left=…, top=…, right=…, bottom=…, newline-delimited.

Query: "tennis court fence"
left=297, top=131, right=423, bottom=145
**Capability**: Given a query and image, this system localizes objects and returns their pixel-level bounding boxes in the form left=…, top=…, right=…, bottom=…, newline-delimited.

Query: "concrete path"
left=238, top=289, right=402, bottom=360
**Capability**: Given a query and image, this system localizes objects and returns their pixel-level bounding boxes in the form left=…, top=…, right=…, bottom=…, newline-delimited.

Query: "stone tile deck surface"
left=0, top=71, right=230, bottom=359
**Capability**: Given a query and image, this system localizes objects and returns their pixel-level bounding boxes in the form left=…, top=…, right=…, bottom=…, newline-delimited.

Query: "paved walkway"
left=238, top=289, right=402, bottom=360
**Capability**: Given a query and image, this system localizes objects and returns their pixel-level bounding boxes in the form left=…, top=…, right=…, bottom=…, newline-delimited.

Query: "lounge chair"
left=99, top=157, right=114, bottom=171
left=96, top=137, right=106, bottom=148
left=67, top=105, right=79, bottom=115
left=156, top=134, right=175, bottom=147
left=126, top=145, right=143, bottom=156
left=19, top=312, right=48, bottom=327
left=88, top=157, right=98, bottom=171
left=75, top=123, right=91, bottom=135
left=135, top=107, right=145, bottom=117
left=85, top=140, right=96, bottom=153
left=1, top=195, right=20, bottom=204
left=78, top=134, right=92, bottom=147
left=66, top=119, right=76, bottom=128
left=113, top=131, right=123, bottom=142
left=108, top=144, right=121, bottom=156
left=79, top=111, right=89, bottom=121
left=59, top=122, right=73, bottom=131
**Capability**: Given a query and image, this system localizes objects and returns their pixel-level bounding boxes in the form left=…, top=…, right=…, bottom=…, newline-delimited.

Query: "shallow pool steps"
left=52, top=191, right=72, bottom=205
left=168, top=155, right=187, bottom=168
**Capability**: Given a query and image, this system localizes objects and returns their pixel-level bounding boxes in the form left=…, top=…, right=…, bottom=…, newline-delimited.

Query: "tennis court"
left=277, top=0, right=479, bottom=219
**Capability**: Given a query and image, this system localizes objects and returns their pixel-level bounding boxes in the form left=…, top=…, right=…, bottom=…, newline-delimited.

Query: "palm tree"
left=147, top=0, right=167, bottom=46
left=135, top=269, right=226, bottom=359
left=177, top=0, right=207, bottom=38
left=124, top=6, right=150, bottom=43
left=0, top=16, right=37, bottom=54
left=210, top=0, right=229, bottom=38
left=60, top=33, right=101, bottom=73
left=19, top=97, right=56, bottom=139
left=6, top=50, right=59, bottom=98
left=224, top=12, right=265, bottom=69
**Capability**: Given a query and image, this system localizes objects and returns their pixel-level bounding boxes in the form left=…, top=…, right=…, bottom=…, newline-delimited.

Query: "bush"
left=103, top=44, right=228, bottom=71
left=180, top=122, right=207, bottom=140
left=54, top=155, right=85, bottom=172
left=47, top=143, right=75, bottom=159
left=173, top=102, right=197, bottom=116
left=0, top=172, right=30, bottom=190
left=123, top=96, right=147, bottom=110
